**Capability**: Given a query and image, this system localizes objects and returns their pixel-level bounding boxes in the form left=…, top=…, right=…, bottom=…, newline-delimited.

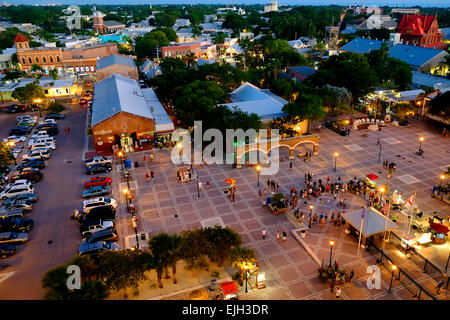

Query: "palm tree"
left=68, top=255, right=98, bottom=283
left=230, top=246, right=257, bottom=283
left=148, top=233, right=172, bottom=288
left=180, top=229, right=210, bottom=278
left=41, top=264, right=72, bottom=300
left=31, top=63, right=43, bottom=77
left=204, top=226, right=242, bottom=267
left=166, top=234, right=184, bottom=284
left=185, top=51, right=196, bottom=68
left=49, top=68, right=59, bottom=80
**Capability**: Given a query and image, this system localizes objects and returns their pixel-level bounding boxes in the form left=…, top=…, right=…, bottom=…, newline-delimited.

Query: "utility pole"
left=156, top=43, right=160, bottom=63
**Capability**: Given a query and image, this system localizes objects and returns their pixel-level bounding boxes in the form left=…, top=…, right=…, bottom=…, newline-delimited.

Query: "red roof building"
left=13, top=33, right=30, bottom=50
left=396, top=14, right=446, bottom=49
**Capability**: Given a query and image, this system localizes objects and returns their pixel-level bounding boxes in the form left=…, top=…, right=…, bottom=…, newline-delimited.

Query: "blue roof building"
left=340, top=37, right=448, bottom=73
left=411, top=71, right=450, bottom=91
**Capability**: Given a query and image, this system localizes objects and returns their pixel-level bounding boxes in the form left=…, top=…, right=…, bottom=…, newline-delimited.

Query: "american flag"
left=404, top=192, right=416, bottom=208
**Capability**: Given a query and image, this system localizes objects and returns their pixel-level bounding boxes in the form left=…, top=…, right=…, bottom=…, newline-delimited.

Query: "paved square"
left=110, top=119, right=449, bottom=300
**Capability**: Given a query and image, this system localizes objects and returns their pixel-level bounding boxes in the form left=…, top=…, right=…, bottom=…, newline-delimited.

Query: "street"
left=0, top=103, right=88, bottom=299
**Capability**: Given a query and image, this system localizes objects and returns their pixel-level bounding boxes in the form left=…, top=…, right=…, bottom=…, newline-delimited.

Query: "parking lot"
left=0, top=102, right=89, bottom=299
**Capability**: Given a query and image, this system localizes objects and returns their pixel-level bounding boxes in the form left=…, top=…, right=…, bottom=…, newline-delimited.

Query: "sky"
left=4, top=0, right=449, bottom=7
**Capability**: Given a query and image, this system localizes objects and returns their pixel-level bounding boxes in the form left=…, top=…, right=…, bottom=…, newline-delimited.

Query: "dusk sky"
left=5, top=1, right=450, bottom=8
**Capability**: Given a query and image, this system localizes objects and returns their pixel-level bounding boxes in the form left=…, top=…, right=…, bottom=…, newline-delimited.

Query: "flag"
left=404, top=192, right=416, bottom=208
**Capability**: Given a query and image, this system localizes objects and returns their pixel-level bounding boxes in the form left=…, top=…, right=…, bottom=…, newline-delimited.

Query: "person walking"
left=150, top=170, right=154, bottom=180
left=67, top=127, right=71, bottom=134
left=436, top=280, right=443, bottom=294
left=276, top=230, right=281, bottom=242
left=206, top=180, right=210, bottom=190
left=335, top=287, right=342, bottom=299
left=289, top=161, right=293, bottom=170
left=349, top=270, right=354, bottom=283
left=262, top=228, right=267, bottom=240
left=282, top=230, right=287, bottom=241
left=145, top=171, right=150, bottom=183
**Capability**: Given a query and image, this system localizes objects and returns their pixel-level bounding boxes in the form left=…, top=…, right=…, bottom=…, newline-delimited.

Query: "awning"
left=430, top=222, right=449, bottom=234
left=221, top=281, right=238, bottom=296
left=366, top=174, right=379, bottom=180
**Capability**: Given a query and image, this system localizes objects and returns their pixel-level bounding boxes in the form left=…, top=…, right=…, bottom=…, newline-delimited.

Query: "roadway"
left=0, top=102, right=88, bottom=299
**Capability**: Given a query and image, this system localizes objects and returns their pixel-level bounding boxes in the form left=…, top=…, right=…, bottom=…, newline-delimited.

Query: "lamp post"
left=117, top=151, right=124, bottom=171
left=123, top=188, right=129, bottom=211
left=244, top=265, right=248, bottom=293
left=438, top=175, right=445, bottom=196
left=329, top=240, right=334, bottom=268
left=7, top=141, right=17, bottom=166
left=309, top=204, right=313, bottom=228
left=388, top=265, right=397, bottom=293
left=256, top=164, right=261, bottom=187
left=418, top=137, right=424, bottom=155
left=377, top=140, right=382, bottom=163
left=333, top=152, right=338, bottom=172
left=197, top=176, right=200, bottom=198
left=379, top=186, right=385, bottom=204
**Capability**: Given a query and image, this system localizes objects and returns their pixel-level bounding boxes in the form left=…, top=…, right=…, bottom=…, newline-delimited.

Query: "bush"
left=46, top=101, right=66, bottom=113
left=231, top=271, right=243, bottom=286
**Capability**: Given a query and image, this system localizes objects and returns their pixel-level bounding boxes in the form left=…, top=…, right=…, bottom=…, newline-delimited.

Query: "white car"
left=5, top=179, right=33, bottom=190
left=0, top=184, right=34, bottom=200
left=17, top=115, right=36, bottom=123
left=22, top=150, right=50, bottom=161
left=31, top=142, right=56, bottom=151
left=84, top=156, right=112, bottom=167
left=81, top=197, right=118, bottom=213
left=30, top=131, right=50, bottom=140
left=28, top=137, right=55, bottom=148
left=3, top=136, right=27, bottom=144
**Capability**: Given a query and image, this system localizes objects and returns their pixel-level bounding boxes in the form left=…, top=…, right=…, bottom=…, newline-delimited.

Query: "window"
left=44, top=90, right=49, bottom=94
left=65, top=88, right=69, bottom=94
left=36, top=57, right=39, bottom=63
left=22, top=58, right=25, bottom=64
left=56, top=56, right=60, bottom=62
left=28, top=57, right=32, bottom=64
left=50, top=56, right=53, bottom=63
left=43, top=57, right=46, bottom=63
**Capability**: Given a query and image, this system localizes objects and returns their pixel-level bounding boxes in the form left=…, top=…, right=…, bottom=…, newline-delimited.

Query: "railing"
left=366, top=239, right=437, bottom=300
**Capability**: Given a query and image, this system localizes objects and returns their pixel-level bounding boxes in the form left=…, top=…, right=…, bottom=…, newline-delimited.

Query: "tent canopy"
left=221, top=281, right=238, bottom=296
left=366, top=174, right=379, bottom=180
left=342, top=207, right=397, bottom=237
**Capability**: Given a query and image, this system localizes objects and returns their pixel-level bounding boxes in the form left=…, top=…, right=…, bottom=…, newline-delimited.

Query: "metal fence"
left=366, top=239, right=437, bottom=300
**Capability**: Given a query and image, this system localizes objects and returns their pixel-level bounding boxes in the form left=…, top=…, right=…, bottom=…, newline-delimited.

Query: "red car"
left=84, top=176, right=112, bottom=188
left=80, top=99, right=88, bottom=105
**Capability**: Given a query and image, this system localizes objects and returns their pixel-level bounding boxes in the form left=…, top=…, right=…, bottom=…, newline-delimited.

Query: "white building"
left=264, top=1, right=278, bottom=13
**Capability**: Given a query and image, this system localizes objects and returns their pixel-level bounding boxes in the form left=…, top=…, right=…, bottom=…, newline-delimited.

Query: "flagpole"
left=357, top=208, right=365, bottom=257
left=383, top=195, right=391, bottom=249
left=407, top=192, right=416, bottom=235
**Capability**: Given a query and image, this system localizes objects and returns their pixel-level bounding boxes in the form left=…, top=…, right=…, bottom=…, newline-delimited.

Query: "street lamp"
left=123, top=188, right=130, bottom=211
left=333, top=152, right=338, bottom=172
left=309, top=204, right=313, bottom=228
left=388, top=265, right=397, bottom=293
left=379, top=186, right=385, bottom=204
left=256, top=164, right=261, bottom=187
left=7, top=141, right=17, bottom=166
left=329, top=240, right=334, bottom=268
left=438, top=175, right=445, bottom=196
left=418, top=137, right=424, bottom=155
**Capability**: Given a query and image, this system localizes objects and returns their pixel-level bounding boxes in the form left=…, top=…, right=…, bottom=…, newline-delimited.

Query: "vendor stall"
left=366, top=174, right=378, bottom=189
left=429, top=222, right=449, bottom=245
left=221, top=281, right=238, bottom=300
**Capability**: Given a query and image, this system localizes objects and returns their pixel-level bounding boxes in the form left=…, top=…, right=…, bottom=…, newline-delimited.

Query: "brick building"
left=161, top=42, right=202, bottom=58
left=92, top=8, right=125, bottom=34
left=96, top=54, right=138, bottom=81
left=396, top=14, right=446, bottom=49
left=14, top=33, right=119, bottom=74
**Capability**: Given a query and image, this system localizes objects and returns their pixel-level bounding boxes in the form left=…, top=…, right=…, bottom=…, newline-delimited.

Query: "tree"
left=184, top=51, right=196, bottom=67
left=282, top=93, right=325, bottom=131
left=180, top=229, right=210, bottom=277
left=270, top=78, right=294, bottom=101
left=48, top=68, right=59, bottom=80
left=155, top=12, right=177, bottom=28
left=155, top=27, right=178, bottom=42
left=0, top=142, right=14, bottom=165
left=11, top=82, right=45, bottom=116
left=230, top=247, right=257, bottom=283
left=46, top=101, right=66, bottom=113
left=148, top=233, right=172, bottom=288
left=30, top=63, right=43, bottom=77
left=428, top=91, right=450, bottom=120
left=320, top=85, right=352, bottom=115
left=166, top=234, right=184, bottom=284
left=42, top=264, right=74, bottom=300
left=203, top=226, right=242, bottom=267
left=391, top=103, right=416, bottom=119
left=134, top=31, right=170, bottom=59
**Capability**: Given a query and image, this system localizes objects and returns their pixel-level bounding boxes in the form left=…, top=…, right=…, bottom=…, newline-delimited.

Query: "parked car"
left=4, top=179, right=33, bottom=190
left=79, top=219, right=115, bottom=237
left=31, top=142, right=56, bottom=151
left=82, top=186, right=111, bottom=198
left=3, top=136, right=27, bottom=144
left=30, top=130, right=50, bottom=140
left=0, top=208, right=26, bottom=220
left=79, top=99, right=88, bottom=105
left=78, top=241, right=119, bottom=256
left=0, top=243, right=17, bottom=259
left=81, top=197, right=117, bottom=212
left=42, top=119, right=57, bottom=125
left=18, top=159, right=45, bottom=170
left=45, top=113, right=65, bottom=120
left=4, top=199, right=33, bottom=212
left=28, top=137, right=55, bottom=148
left=0, top=217, right=33, bottom=233
left=9, top=126, right=32, bottom=136
left=22, top=149, right=50, bottom=161
left=77, top=205, right=115, bottom=224
left=0, top=165, right=11, bottom=174
left=0, top=184, right=34, bottom=200
left=84, top=176, right=112, bottom=188
left=86, top=163, right=112, bottom=175
left=84, top=156, right=112, bottom=167
left=17, top=115, right=34, bottom=123
left=17, top=120, right=35, bottom=128
left=39, top=126, right=58, bottom=136
left=82, top=228, right=118, bottom=244
left=9, top=169, right=43, bottom=183
left=8, top=104, right=28, bottom=113
left=0, top=232, right=28, bottom=244
left=5, top=193, right=38, bottom=205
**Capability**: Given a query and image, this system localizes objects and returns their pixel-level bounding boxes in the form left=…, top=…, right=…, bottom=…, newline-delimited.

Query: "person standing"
left=289, top=161, right=293, bottom=170
left=150, top=170, right=154, bottom=180
left=262, top=228, right=267, bottom=240
left=335, top=287, right=341, bottom=299
left=145, top=171, right=150, bottom=183
left=349, top=270, right=354, bottom=283
left=282, top=230, right=287, bottom=241
left=436, top=280, right=443, bottom=294
left=276, top=230, right=281, bottom=242
left=67, top=127, right=71, bottom=134
left=206, top=180, right=210, bottom=190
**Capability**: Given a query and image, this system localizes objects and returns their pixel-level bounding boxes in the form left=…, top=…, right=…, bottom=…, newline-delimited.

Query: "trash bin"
left=125, top=159, right=132, bottom=168
left=301, top=230, right=306, bottom=238
left=135, top=161, right=139, bottom=168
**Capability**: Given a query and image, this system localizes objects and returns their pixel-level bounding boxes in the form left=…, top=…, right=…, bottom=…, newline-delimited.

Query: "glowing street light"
left=388, top=265, right=397, bottom=293
left=379, top=186, right=386, bottom=203
left=256, top=164, right=261, bottom=187
left=329, top=240, right=334, bottom=267
left=438, top=175, right=446, bottom=195
left=309, top=204, right=314, bottom=228
left=418, top=137, right=424, bottom=155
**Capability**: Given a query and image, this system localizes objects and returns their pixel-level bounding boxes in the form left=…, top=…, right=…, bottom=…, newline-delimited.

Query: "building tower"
left=13, top=33, right=29, bottom=51
left=325, top=26, right=340, bottom=50
left=92, top=6, right=106, bottom=34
